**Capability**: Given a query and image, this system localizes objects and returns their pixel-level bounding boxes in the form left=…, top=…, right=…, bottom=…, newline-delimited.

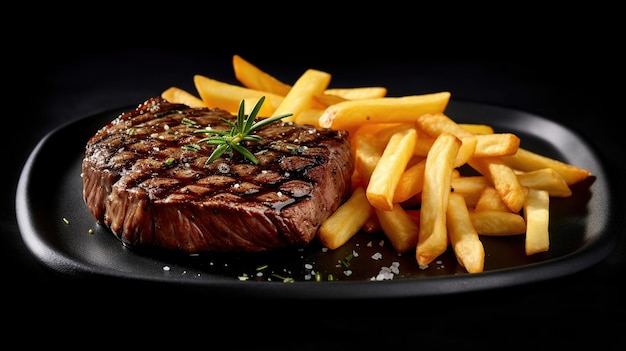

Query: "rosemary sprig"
left=193, top=96, right=293, bottom=165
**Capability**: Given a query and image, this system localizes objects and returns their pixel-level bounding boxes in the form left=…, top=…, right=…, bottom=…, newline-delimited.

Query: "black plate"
left=15, top=100, right=620, bottom=299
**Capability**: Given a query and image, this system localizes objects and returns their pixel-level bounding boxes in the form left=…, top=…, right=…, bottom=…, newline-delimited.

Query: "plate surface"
left=15, top=100, right=620, bottom=298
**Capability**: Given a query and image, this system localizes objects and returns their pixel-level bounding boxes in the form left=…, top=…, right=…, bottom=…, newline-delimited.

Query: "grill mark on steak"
left=81, top=97, right=354, bottom=253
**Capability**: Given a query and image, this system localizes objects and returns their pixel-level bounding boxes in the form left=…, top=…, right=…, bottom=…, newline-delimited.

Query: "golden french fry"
left=413, top=133, right=436, bottom=157
left=353, top=122, right=403, bottom=137
left=469, top=210, right=526, bottom=235
left=318, top=92, right=451, bottom=131
left=232, top=54, right=292, bottom=96
left=161, top=86, right=206, bottom=108
left=313, top=93, right=347, bottom=108
left=415, top=113, right=477, bottom=166
left=233, top=55, right=386, bottom=101
left=416, top=132, right=461, bottom=267
left=318, top=187, right=374, bottom=249
left=272, top=69, right=331, bottom=122
left=501, top=147, right=591, bottom=186
left=472, top=133, right=520, bottom=157
left=450, top=176, right=490, bottom=208
left=374, top=123, right=418, bottom=145
left=454, top=137, right=478, bottom=167
left=242, top=97, right=274, bottom=116
left=524, top=188, right=550, bottom=255
left=393, top=159, right=426, bottom=203
left=459, top=123, right=495, bottom=134
left=325, top=87, right=387, bottom=100
left=193, top=74, right=284, bottom=114
left=375, top=204, right=419, bottom=253
left=468, top=156, right=526, bottom=213
left=474, top=186, right=511, bottom=212
left=404, top=209, right=421, bottom=225
left=362, top=213, right=381, bottom=234
left=352, top=132, right=386, bottom=186
left=293, top=109, right=324, bottom=128
left=351, top=167, right=365, bottom=191
left=415, top=113, right=474, bottom=138
left=367, top=126, right=417, bottom=211
left=517, top=168, right=572, bottom=197
left=446, top=193, right=485, bottom=273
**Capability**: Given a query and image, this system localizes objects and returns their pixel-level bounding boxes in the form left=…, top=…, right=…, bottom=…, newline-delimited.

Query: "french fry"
left=474, top=186, right=511, bottom=212
left=415, top=113, right=477, bottom=166
left=416, top=132, right=461, bottom=267
left=293, top=109, right=324, bottom=128
left=524, top=188, right=550, bottom=255
left=242, top=97, right=275, bottom=116
left=469, top=210, right=526, bottom=235
left=352, top=131, right=386, bottom=186
left=272, top=69, right=331, bottom=122
left=366, top=126, right=417, bottom=211
left=459, top=123, right=495, bottom=134
left=413, top=133, right=436, bottom=157
left=193, top=74, right=284, bottom=114
left=313, top=93, right=347, bottom=108
left=353, top=122, right=403, bottom=139
left=161, top=86, right=206, bottom=108
left=517, top=168, right=572, bottom=197
left=501, top=147, right=591, bottom=186
left=375, top=204, right=419, bottom=253
left=450, top=176, right=490, bottom=208
left=468, top=156, right=526, bottom=213
left=318, top=92, right=451, bottom=131
left=325, top=87, right=387, bottom=100
left=234, top=55, right=385, bottom=101
left=318, top=187, right=374, bottom=250
left=393, top=158, right=426, bottom=203
left=446, top=193, right=485, bottom=273
left=415, top=113, right=474, bottom=138
left=472, top=133, right=520, bottom=157
left=232, top=54, right=292, bottom=96
left=454, top=137, right=478, bottom=167
left=362, top=213, right=381, bottom=234
left=404, top=209, right=421, bottom=225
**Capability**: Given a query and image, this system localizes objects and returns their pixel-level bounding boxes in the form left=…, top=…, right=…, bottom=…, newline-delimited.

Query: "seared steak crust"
left=81, top=97, right=354, bottom=253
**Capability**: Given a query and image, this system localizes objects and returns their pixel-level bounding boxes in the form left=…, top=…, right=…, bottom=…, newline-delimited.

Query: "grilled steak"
left=81, top=97, right=354, bottom=253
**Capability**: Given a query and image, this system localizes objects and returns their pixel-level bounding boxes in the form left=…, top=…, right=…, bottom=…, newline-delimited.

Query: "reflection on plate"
left=15, top=100, right=620, bottom=298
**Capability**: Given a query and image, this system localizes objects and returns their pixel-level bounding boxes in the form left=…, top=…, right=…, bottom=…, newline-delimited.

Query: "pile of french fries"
left=161, top=55, right=592, bottom=274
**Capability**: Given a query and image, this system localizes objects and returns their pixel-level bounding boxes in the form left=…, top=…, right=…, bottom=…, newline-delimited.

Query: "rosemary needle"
left=193, top=96, right=293, bottom=165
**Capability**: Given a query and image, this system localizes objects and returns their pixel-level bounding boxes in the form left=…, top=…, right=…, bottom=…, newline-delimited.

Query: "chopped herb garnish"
left=181, top=117, right=199, bottom=127
left=271, top=273, right=295, bottom=283
left=193, top=96, right=293, bottom=165
left=339, top=252, right=355, bottom=268
left=183, top=144, right=201, bottom=152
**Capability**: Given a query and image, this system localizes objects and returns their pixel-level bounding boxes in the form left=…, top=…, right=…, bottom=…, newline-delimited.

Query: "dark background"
left=4, top=7, right=624, bottom=349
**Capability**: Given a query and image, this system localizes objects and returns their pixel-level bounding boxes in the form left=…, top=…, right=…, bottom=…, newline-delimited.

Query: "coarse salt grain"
left=372, top=262, right=400, bottom=281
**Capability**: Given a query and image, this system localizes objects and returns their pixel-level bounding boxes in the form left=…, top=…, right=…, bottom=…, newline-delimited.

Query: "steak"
left=81, top=96, right=354, bottom=253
